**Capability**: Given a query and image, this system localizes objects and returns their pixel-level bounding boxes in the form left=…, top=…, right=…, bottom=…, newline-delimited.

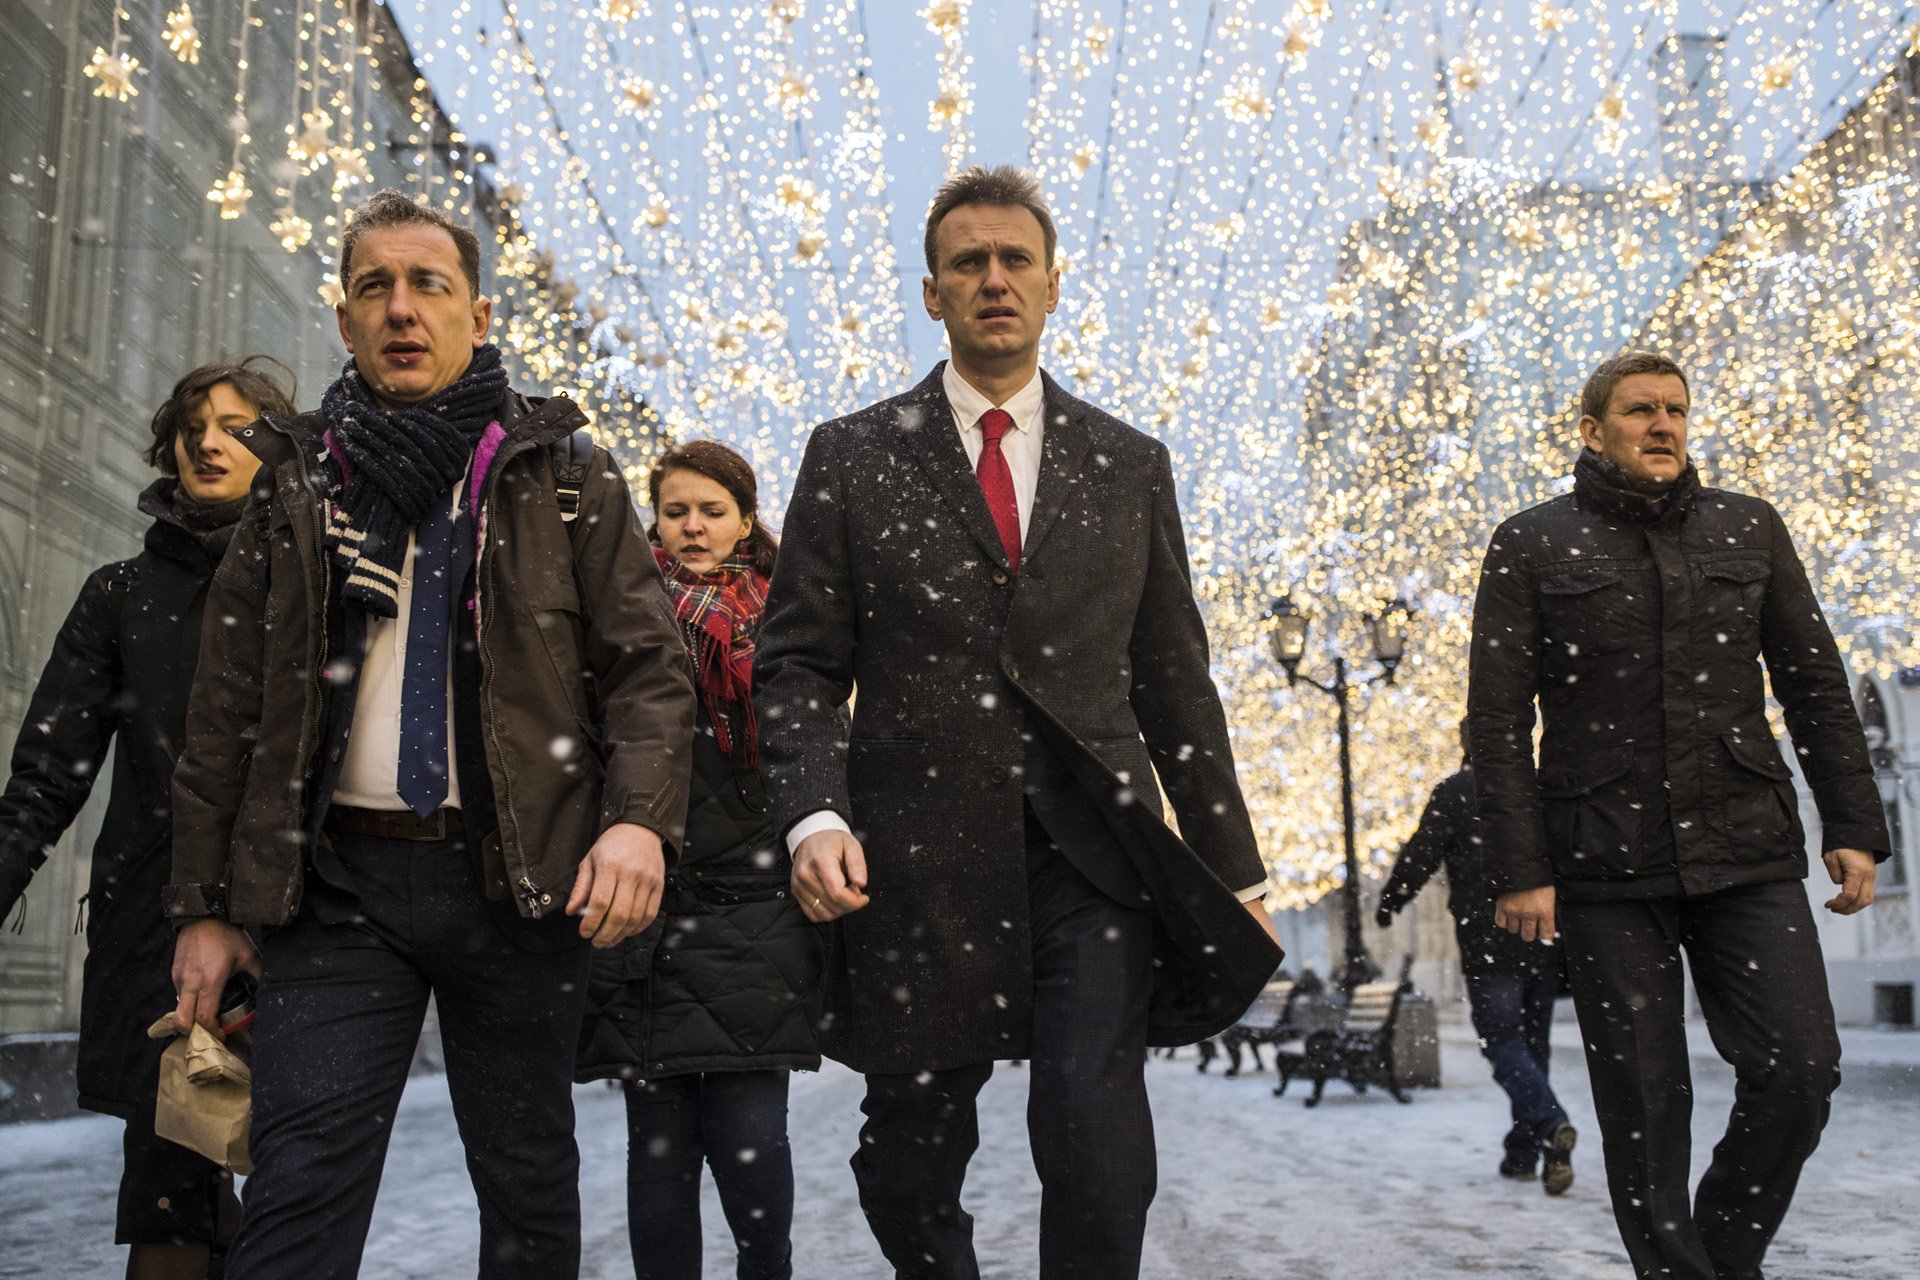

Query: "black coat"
left=1467, top=450, right=1890, bottom=902
left=0, top=483, right=229, bottom=1116
left=1378, top=767, right=1557, bottom=974
left=755, top=363, right=1281, bottom=1074
left=576, top=711, right=822, bottom=1081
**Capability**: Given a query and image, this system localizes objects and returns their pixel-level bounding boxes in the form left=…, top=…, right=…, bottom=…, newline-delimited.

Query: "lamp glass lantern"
left=1366, top=597, right=1411, bottom=677
left=1266, top=594, right=1310, bottom=678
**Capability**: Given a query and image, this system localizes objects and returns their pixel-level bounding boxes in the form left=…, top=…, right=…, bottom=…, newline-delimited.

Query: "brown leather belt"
left=325, top=805, right=464, bottom=841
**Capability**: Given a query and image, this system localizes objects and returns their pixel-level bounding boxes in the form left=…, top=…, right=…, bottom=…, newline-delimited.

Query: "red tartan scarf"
left=653, top=545, right=769, bottom=765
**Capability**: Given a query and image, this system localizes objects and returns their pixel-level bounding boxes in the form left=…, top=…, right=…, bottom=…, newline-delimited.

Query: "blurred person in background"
left=1376, top=717, right=1574, bottom=1194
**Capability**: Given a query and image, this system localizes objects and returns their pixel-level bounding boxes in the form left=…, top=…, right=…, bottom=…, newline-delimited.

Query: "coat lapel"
left=1022, top=372, right=1093, bottom=566
left=894, top=363, right=1016, bottom=571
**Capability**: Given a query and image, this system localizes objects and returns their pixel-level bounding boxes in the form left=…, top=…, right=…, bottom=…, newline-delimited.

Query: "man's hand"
left=1243, top=897, right=1283, bottom=946
left=567, top=822, right=666, bottom=947
left=792, top=828, right=870, bottom=922
left=171, top=920, right=262, bottom=1034
left=1495, top=885, right=1557, bottom=944
left=1822, top=848, right=1877, bottom=915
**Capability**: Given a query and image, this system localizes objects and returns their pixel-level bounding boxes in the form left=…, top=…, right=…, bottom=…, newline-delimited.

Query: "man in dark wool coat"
left=1470, top=350, right=1889, bottom=1280
left=755, top=165, right=1284, bottom=1280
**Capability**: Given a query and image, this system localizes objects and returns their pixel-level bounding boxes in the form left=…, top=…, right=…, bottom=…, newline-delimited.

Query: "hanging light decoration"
left=83, top=7, right=142, bottom=101
left=164, top=3, right=203, bottom=65
left=375, top=0, right=1920, bottom=906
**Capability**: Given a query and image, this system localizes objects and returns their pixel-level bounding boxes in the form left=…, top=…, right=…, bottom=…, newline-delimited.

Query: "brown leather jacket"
left=165, top=392, right=694, bottom=926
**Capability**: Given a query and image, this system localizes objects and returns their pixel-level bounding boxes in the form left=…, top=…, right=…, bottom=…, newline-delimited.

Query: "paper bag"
left=146, top=1015, right=253, bottom=1175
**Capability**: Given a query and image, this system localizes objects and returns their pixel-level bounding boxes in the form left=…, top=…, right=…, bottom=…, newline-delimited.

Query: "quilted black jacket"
left=576, top=709, right=822, bottom=1081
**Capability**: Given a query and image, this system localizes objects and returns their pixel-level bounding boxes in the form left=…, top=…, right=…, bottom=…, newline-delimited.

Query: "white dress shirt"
left=942, top=361, right=1044, bottom=543
left=333, top=485, right=463, bottom=811
left=784, top=363, right=1268, bottom=903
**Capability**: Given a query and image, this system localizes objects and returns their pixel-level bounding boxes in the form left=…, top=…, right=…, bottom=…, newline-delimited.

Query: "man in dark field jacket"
left=1467, top=350, right=1889, bottom=1280
left=166, top=190, right=694, bottom=1279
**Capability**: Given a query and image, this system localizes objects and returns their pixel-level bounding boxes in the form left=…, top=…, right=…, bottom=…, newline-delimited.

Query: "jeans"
left=624, top=1070, right=795, bottom=1280
left=1464, top=966, right=1568, bottom=1162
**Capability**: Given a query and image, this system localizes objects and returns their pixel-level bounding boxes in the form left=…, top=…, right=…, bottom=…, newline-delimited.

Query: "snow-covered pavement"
left=3, top=1023, right=1916, bottom=1278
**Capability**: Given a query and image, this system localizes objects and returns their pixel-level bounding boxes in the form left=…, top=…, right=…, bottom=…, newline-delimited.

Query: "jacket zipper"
left=285, top=447, right=333, bottom=918
left=475, top=408, right=577, bottom=918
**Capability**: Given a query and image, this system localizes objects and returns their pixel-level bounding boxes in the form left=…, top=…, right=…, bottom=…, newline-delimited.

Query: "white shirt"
left=943, top=361, right=1044, bottom=543
left=784, top=363, right=1267, bottom=903
left=333, top=486, right=463, bottom=811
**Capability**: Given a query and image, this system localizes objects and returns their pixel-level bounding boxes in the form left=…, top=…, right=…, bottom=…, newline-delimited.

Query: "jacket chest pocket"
left=1538, top=567, right=1653, bottom=657
left=1696, top=559, right=1769, bottom=652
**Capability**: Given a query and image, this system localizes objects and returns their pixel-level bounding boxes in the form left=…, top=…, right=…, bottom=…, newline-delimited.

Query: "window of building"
left=114, top=148, right=202, bottom=413
left=0, top=13, right=62, bottom=333
left=1860, top=680, right=1907, bottom=889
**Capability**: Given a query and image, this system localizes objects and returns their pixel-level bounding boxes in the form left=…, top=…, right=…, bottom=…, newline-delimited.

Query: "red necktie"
left=976, top=408, right=1021, bottom=573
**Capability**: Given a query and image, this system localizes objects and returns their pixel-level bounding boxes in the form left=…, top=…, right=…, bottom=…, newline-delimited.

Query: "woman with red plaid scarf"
left=575, top=440, right=821, bottom=1280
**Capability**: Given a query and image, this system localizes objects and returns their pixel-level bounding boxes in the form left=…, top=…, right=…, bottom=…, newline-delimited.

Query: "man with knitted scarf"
left=166, top=190, right=695, bottom=1279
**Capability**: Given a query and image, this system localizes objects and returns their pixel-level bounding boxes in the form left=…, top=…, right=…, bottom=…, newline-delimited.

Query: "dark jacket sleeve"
left=1379, top=778, right=1458, bottom=916
left=754, top=426, right=857, bottom=838
left=1758, top=503, right=1891, bottom=858
left=0, top=568, right=125, bottom=918
left=1466, top=521, right=1553, bottom=895
left=569, top=446, right=696, bottom=857
left=1126, top=443, right=1266, bottom=894
left=167, top=504, right=271, bottom=923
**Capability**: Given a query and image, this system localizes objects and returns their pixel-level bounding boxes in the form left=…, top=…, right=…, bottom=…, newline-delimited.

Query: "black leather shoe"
left=1541, top=1122, right=1577, bottom=1196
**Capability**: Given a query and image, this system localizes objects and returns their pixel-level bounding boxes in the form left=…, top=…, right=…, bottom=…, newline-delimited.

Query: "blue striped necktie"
left=396, top=497, right=454, bottom=818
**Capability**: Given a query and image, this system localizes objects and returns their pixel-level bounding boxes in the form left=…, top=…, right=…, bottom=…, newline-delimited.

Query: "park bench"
left=1272, top=955, right=1416, bottom=1107
left=1197, top=975, right=1300, bottom=1076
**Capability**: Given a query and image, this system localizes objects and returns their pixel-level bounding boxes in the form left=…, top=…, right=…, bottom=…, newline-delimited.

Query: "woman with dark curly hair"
left=0, top=356, right=294, bottom=1280
left=576, top=438, right=820, bottom=1280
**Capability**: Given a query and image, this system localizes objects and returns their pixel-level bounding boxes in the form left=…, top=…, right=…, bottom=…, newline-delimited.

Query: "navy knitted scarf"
left=319, top=344, right=509, bottom=616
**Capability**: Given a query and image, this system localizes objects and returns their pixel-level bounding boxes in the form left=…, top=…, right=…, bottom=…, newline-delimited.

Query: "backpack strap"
left=549, top=428, right=594, bottom=523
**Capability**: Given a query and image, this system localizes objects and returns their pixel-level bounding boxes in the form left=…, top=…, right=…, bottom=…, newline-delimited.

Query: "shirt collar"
left=943, top=361, right=1044, bottom=433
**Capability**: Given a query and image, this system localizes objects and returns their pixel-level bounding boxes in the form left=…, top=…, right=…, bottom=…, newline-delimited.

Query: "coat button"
left=988, top=765, right=1010, bottom=784
left=992, top=569, right=1009, bottom=586
left=328, top=745, right=342, bottom=762
left=1005, top=662, right=1021, bottom=682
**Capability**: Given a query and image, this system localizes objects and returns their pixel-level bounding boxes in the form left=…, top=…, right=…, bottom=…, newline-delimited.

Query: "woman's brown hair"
left=647, top=439, right=779, bottom=578
left=144, top=355, right=298, bottom=474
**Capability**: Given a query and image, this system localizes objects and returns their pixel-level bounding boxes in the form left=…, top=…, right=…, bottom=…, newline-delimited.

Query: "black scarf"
left=1573, top=447, right=1699, bottom=527
left=138, top=478, right=247, bottom=562
left=319, top=344, right=510, bottom=616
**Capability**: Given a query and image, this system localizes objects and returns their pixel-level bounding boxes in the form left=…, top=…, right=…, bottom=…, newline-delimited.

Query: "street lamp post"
left=1266, top=593, right=1412, bottom=991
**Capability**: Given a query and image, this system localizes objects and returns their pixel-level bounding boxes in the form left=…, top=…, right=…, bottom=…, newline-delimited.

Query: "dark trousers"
left=226, top=832, right=590, bottom=1280
left=1464, top=966, right=1568, bottom=1163
left=1558, top=879, right=1840, bottom=1280
left=117, top=1107, right=238, bottom=1246
left=850, top=814, right=1157, bottom=1280
left=624, top=1070, right=795, bottom=1280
